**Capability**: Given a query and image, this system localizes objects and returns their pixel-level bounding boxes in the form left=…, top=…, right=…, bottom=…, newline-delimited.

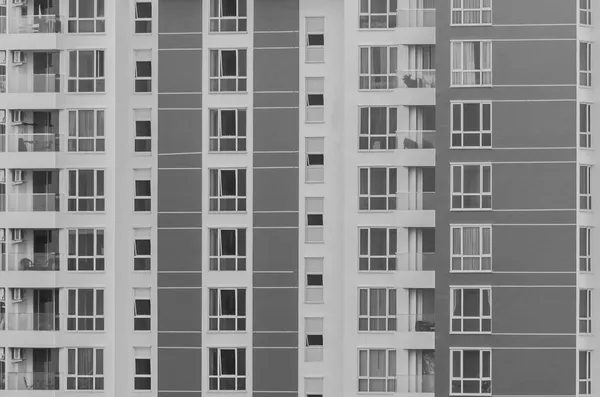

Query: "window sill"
left=207, top=150, right=248, bottom=154
left=304, top=300, right=324, bottom=304
left=450, top=146, right=492, bottom=150
left=450, top=270, right=493, bottom=274
left=358, top=88, right=395, bottom=93
left=133, top=92, right=153, bottom=95
left=449, top=331, right=492, bottom=335
left=450, top=23, right=493, bottom=27
left=450, top=85, right=493, bottom=88
left=305, top=60, right=325, bottom=64
left=449, top=208, right=493, bottom=212
left=208, top=31, right=249, bottom=35
left=205, top=330, right=247, bottom=334
left=357, top=27, right=396, bottom=31
left=208, top=91, right=248, bottom=95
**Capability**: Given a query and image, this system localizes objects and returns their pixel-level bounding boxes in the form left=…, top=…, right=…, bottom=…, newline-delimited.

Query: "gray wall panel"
left=449, top=25, right=577, bottom=40
left=158, top=229, right=202, bottom=272
left=253, top=348, right=299, bottom=391
left=254, top=93, right=299, bottom=108
left=158, top=154, right=202, bottom=169
left=254, top=152, right=299, bottom=168
left=253, top=272, right=298, bottom=288
left=446, top=210, right=576, bottom=225
left=254, top=108, right=299, bottom=151
left=254, top=0, right=299, bottom=31
left=254, top=169, right=299, bottom=212
left=493, top=0, right=576, bottom=24
left=253, top=229, right=299, bottom=272
left=158, top=94, right=202, bottom=109
left=158, top=289, right=202, bottom=332
left=448, top=273, right=576, bottom=286
left=158, top=50, right=202, bottom=92
left=253, top=332, right=299, bottom=348
left=158, top=273, right=203, bottom=288
left=158, top=110, right=202, bottom=153
left=449, top=334, right=576, bottom=348
left=158, top=348, right=202, bottom=391
left=448, top=86, right=577, bottom=101
left=158, top=0, right=202, bottom=33
left=158, top=213, right=202, bottom=228
left=255, top=32, right=300, bottom=48
left=158, top=169, right=202, bottom=212
left=254, top=212, right=299, bottom=228
left=253, top=288, right=298, bottom=331
left=254, top=49, right=300, bottom=91
left=158, top=332, right=202, bottom=348
left=159, top=33, right=203, bottom=49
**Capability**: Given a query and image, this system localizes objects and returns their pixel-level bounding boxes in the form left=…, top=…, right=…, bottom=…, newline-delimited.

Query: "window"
left=68, top=0, right=105, bottom=33
left=306, top=77, right=325, bottom=123
left=209, top=288, right=246, bottom=331
left=209, top=49, right=247, bottom=92
left=580, top=42, right=592, bottom=87
left=305, top=317, right=324, bottom=362
left=67, top=289, right=104, bottom=331
left=134, top=347, right=151, bottom=390
left=581, top=103, right=592, bottom=148
left=305, top=257, right=324, bottom=303
left=134, top=50, right=152, bottom=93
left=209, top=108, right=247, bottom=152
left=306, top=138, right=324, bottom=183
left=359, top=46, right=398, bottom=90
left=68, top=169, right=105, bottom=212
left=68, top=229, right=105, bottom=271
left=306, top=17, right=325, bottom=63
left=451, top=0, right=492, bottom=25
left=134, top=229, right=151, bottom=271
left=0, top=52, right=5, bottom=93
left=451, top=41, right=492, bottom=87
left=451, top=225, right=491, bottom=272
left=209, top=169, right=247, bottom=212
left=134, top=109, right=151, bottom=152
left=451, top=349, right=492, bottom=395
left=208, top=348, right=246, bottom=391
left=358, top=288, right=397, bottom=331
left=451, top=164, right=491, bottom=210
left=451, top=102, right=491, bottom=148
left=580, top=227, right=592, bottom=272
left=359, top=227, right=397, bottom=271
left=359, top=167, right=397, bottom=211
left=580, top=350, right=592, bottom=395
left=581, top=0, right=591, bottom=26
left=359, top=106, right=398, bottom=150
left=210, top=0, right=247, bottom=32
left=68, top=50, right=105, bottom=92
left=134, top=180, right=151, bottom=212
left=67, top=348, right=104, bottom=390
left=358, top=349, right=396, bottom=392
left=209, top=228, right=246, bottom=271
left=135, top=0, right=152, bottom=33
left=359, top=0, right=397, bottom=29
left=134, top=288, right=151, bottom=331
left=580, top=289, right=592, bottom=334
left=580, top=165, right=592, bottom=211
left=306, top=197, right=324, bottom=243
left=68, top=109, right=105, bottom=152
left=451, top=287, right=491, bottom=333
left=305, top=378, right=324, bottom=397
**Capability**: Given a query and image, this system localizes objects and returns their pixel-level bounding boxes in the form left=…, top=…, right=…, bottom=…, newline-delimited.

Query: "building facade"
left=0, top=0, right=594, bottom=396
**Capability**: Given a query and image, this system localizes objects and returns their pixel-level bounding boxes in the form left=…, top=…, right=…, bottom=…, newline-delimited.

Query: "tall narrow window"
left=451, top=287, right=491, bottom=333
left=208, top=348, right=246, bottom=391
left=68, top=228, right=105, bottom=271
left=359, top=227, right=397, bottom=271
left=359, top=106, right=398, bottom=150
left=451, top=164, right=492, bottom=210
left=67, top=348, right=104, bottom=390
left=68, top=50, right=105, bottom=92
left=580, top=165, right=592, bottom=211
left=451, top=0, right=492, bottom=25
left=209, top=169, right=247, bottom=212
left=358, top=349, right=396, bottom=392
left=134, top=228, right=151, bottom=271
left=208, top=288, right=246, bottom=331
left=305, top=317, right=324, bottom=362
left=358, top=288, right=397, bottom=331
left=580, top=0, right=592, bottom=26
left=209, top=228, right=246, bottom=271
left=359, top=167, right=397, bottom=211
left=134, top=288, right=151, bottom=331
left=134, top=172, right=151, bottom=212
left=68, top=109, right=105, bottom=152
left=210, top=0, right=247, bottom=32
left=451, top=41, right=492, bottom=87
left=306, top=197, right=324, bottom=243
left=134, top=50, right=152, bottom=93
left=450, top=350, right=492, bottom=395
left=0, top=51, right=6, bottom=93
left=209, top=109, right=247, bottom=152
left=580, top=289, right=592, bottom=334
left=359, top=0, right=397, bottom=29
left=451, top=102, right=491, bottom=148
left=580, top=350, right=592, bottom=395
left=135, top=0, right=152, bottom=33
left=580, top=227, right=592, bottom=272
left=359, top=46, right=398, bottom=90
left=305, top=257, right=324, bottom=303
left=306, top=17, right=325, bottom=63
left=134, top=347, right=151, bottom=390
left=67, top=288, right=104, bottom=331
left=67, top=169, right=105, bottom=212
left=580, top=103, right=591, bottom=148
left=580, top=42, right=592, bottom=87
left=305, top=137, right=325, bottom=183
left=209, top=49, right=247, bottom=92
left=68, top=0, right=105, bottom=33
left=306, top=77, right=325, bottom=123
left=134, top=109, right=152, bottom=153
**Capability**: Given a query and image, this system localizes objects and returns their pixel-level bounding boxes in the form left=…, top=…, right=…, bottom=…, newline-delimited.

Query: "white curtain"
left=452, top=42, right=462, bottom=85
left=462, top=227, right=480, bottom=270
left=463, top=42, right=476, bottom=85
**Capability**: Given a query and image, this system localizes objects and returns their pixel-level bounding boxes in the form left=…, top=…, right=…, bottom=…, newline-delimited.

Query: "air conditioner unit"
left=0, top=348, right=5, bottom=361
left=10, top=229, right=22, bottom=243
left=11, top=348, right=23, bottom=362
left=11, top=288, right=23, bottom=302
left=11, top=110, right=24, bottom=125
left=12, top=170, right=23, bottom=184
left=12, top=51, right=25, bottom=65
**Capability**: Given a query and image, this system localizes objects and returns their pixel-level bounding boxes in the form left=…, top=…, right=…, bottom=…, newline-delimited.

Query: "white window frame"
left=209, top=108, right=247, bottom=152
left=209, top=228, right=246, bottom=271
left=305, top=377, right=324, bottom=397
left=208, top=288, right=247, bottom=332
left=134, top=179, right=151, bottom=212
left=357, top=349, right=397, bottom=392
left=450, top=349, right=492, bottom=395
left=306, top=17, right=325, bottom=63
left=134, top=234, right=151, bottom=272
left=451, top=0, right=492, bottom=26
left=305, top=257, right=324, bottom=303
left=451, top=102, right=492, bottom=148
left=358, top=288, right=397, bottom=332
left=68, top=50, right=105, bottom=93
left=68, top=169, right=105, bottom=212
left=450, top=287, right=492, bottom=333
left=580, top=227, right=592, bottom=273
left=67, top=0, right=106, bottom=33
left=208, top=347, right=246, bottom=391
left=134, top=288, right=151, bottom=331
left=134, top=50, right=152, bottom=93
left=451, top=225, right=492, bottom=272
left=580, top=103, right=592, bottom=149
left=67, top=228, right=105, bottom=271
left=67, top=348, right=104, bottom=390
left=305, top=137, right=324, bottom=183
left=451, top=164, right=492, bottom=210
left=134, top=348, right=152, bottom=390
left=451, top=41, right=492, bottom=87
left=209, top=49, right=247, bottom=92
left=209, top=0, right=248, bottom=33
left=359, top=46, right=398, bottom=90
left=358, top=227, right=397, bottom=271
left=134, top=109, right=152, bottom=153
left=67, top=288, right=104, bottom=331
left=580, top=42, right=592, bottom=87
left=305, top=197, right=324, bottom=243
left=359, top=167, right=397, bottom=211
left=580, top=289, right=592, bottom=334
left=580, top=350, right=592, bottom=395
left=134, top=0, right=152, bottom=34
left=358, top=106, right=398, bottom=151
left=359, top=0, right=397, bottom=29
left=305, top=317, right=324, bottom=362
left=306, top=77, right=325, bottom=123
left=580, top=165, right=592, bottom=211
left=580, top=0, right=592, bottom=26
left=209, top=169, right=247, bottom=212
left=67, top=109, right=105, bottom=152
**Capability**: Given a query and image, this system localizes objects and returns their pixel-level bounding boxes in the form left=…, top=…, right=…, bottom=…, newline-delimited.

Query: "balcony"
left=9, top=15, right=63, bottom=34
left=7, top=253, right=61, bottom=271
left=5, top=372, right=60, bottom=391
left=396, top=192, right=435, bottom=211
left=4, top=133, right=60, bottom=153
left=5, top=193, right=61, bottom=212
left=397, top=8, right=436, bottom=27
left=7, top=73, right=62, bottom=94
left=396, top=374, right=435, bottom=393
left=6, top=313, right=60, bottom=331
left=397, top=70, right=436, bottom=88
left=398, top=130, right=435, bottom=149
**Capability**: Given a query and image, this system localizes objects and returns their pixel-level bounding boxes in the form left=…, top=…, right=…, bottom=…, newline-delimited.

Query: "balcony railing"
left=396, top=8, right=436, bottom=27
left=396, top=374, right=435, bottom=393
left=6, top=133, right=60, bottom=153
left=397, top=130, right=435, bottom=149
left=10, top=15, right=63, bottom=34
left=5, top=193, right=61, bottom=212
left=32, top=74, right=62, bottom=93
left=7, top=253, right=61, bottom=271
left=395, top=253, right=435, bottom=271
left=6, top=313, right=60, bottom=331
left=396, top=192, right=436, bottom=210
left=405, top=313, right=435, bottom=332
left=397, top=69, right=436, bottom=88
left=6, top=372, right=60, bottom=390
